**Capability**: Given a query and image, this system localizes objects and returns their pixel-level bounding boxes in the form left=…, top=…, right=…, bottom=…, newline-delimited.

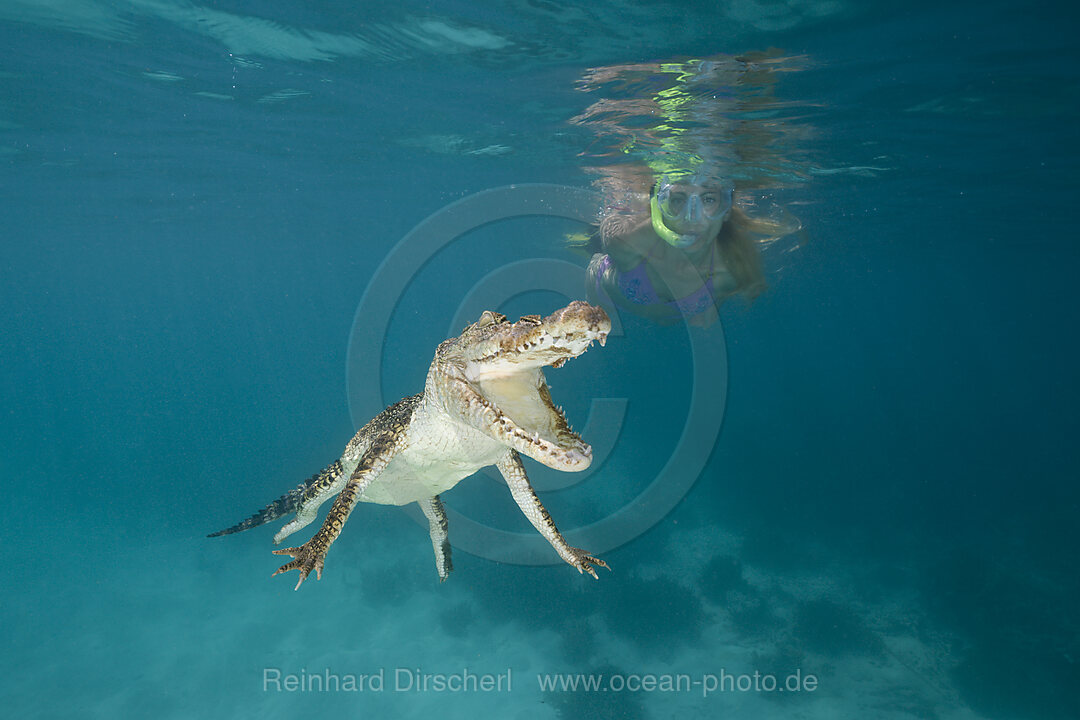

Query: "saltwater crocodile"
left=210, top=301, right=612, bottom=589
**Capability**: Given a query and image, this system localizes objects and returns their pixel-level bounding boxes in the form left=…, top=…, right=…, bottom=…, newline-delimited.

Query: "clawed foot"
left=272, top=539, right=328, bottom=591
left=568, top=547, right=610, bottom=579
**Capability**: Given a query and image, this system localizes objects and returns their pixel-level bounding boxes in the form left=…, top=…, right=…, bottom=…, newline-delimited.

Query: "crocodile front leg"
left=496, top=450, right=609, bottom=578
left=418, top=495, right=452, bottom=582
left=272, top=427, right=408, bottom=590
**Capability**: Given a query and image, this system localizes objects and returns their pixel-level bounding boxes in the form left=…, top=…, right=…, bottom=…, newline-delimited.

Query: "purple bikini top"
left=596, top=253, right=718, bottom=317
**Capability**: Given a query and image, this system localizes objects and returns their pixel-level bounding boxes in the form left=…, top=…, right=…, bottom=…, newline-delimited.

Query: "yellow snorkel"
left=651, top=182, right=699, bottom=248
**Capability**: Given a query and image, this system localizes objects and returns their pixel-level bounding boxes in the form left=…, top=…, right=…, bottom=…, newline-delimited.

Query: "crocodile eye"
left=475, top=310, right=507, bottom=328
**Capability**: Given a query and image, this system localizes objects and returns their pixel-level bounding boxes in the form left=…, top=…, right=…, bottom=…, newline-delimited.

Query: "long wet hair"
left=716, top=205, right=777, bottom=301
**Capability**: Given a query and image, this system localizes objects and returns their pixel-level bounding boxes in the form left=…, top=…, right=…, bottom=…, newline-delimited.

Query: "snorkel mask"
left=650, top=176, right=734, bottom=248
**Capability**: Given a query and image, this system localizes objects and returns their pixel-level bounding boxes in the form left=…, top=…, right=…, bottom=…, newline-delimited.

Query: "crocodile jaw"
left=459, top=301, right=610, bottom=378
left=475, top=369, right=592, bottom=470
left=430, top=302, right=610, bottom=471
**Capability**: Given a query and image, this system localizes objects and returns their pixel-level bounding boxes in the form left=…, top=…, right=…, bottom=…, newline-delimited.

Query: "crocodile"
left=210, top=301, right=612, bottom=589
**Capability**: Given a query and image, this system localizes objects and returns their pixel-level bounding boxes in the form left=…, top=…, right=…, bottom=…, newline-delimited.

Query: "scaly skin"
left=272, top=424, right=410, bottom=590
left=210, top=301, right=611, bottom=589
left=497, top=450, right=608, bottom=578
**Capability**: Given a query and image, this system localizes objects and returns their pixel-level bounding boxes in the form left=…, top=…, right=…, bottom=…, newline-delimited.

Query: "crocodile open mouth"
left=444, top=301, right=611, bottom=471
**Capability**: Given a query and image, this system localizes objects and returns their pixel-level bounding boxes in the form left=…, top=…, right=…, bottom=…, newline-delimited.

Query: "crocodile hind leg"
left=418, top=496, right=453, bottom=582
left=271, top=462, right=349, bottom=545
left=273, top=426, right=408, bottom=590
left=496, top=449, right=609, bottom=578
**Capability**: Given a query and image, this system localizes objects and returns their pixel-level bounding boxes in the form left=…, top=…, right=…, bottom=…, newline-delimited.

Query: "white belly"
left=357, top=407, right=506, bottom=506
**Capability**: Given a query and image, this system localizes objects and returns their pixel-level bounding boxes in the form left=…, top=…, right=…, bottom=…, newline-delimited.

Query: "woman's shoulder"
left=601, top=212, right=659, bottom=265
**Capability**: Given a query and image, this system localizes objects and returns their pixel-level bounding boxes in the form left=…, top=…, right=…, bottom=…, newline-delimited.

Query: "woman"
left=585, top=173, right=785, bottom=327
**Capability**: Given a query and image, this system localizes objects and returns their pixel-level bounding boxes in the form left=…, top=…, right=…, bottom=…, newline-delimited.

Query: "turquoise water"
left=2, top=1, right=1078, bottom=718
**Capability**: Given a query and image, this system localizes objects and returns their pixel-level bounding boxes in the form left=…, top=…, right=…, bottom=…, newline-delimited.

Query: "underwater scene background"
left=2, top=0, right=1077, bottom=718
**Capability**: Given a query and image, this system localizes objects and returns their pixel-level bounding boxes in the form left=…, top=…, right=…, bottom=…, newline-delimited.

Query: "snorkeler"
left=585, top=172, right=772, bottom=327
left=569, top=53, right=806, bottom=326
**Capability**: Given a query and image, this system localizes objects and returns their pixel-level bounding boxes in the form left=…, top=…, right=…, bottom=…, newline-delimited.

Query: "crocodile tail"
left=207, top=460, right=344, bottom=537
